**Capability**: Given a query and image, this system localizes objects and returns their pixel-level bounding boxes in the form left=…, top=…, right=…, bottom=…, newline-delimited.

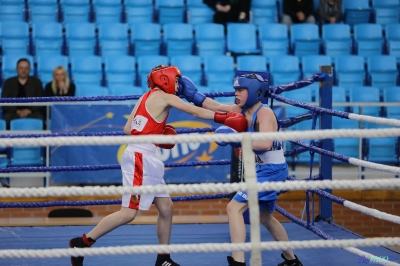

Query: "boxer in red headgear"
left=69, top=65, right=247, bottom=266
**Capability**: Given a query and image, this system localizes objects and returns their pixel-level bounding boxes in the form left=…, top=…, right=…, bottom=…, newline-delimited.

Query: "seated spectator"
left=318, top=0, right=342, bottom=24
left=203, top=0, right=251, bottom=26
left=281, top=0, right=316, bottom=27
left=1, top=58, right=44, bottom=130
left=44, top=66, right=76, bottom=97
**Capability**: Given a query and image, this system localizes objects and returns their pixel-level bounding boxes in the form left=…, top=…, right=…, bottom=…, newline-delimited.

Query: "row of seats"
left=0, top=118, right=44, bottom=167
left=1, top=0, right=399, bottom=27
left=2, top=21, right=400, bottom=63
left=285, top=123, right=399, bottom=164
left=1, top=54, right=398, bottom=89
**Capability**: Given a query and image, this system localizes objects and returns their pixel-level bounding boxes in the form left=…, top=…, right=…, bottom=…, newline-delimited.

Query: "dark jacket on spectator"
left=1, top=76, right=44, bottom=116
left=44, top=82, right=76, bottom=97
left=318, top=0, right=342, bottom=23
left=283, top=0, right=314, bottom=23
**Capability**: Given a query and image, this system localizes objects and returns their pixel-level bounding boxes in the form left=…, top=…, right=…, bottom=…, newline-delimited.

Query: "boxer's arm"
left=252, top=107, right=275, bottom=151
left=165, top=94, right=215, bottom=120
left=202, top=97, right=236, bottom=112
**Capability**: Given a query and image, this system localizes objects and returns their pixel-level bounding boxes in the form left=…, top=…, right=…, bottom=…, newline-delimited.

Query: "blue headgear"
left=233, top=74, right=269, bottom=109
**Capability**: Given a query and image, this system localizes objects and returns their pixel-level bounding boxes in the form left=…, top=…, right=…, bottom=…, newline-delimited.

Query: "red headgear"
left=147, top=65, right=182, bottom=95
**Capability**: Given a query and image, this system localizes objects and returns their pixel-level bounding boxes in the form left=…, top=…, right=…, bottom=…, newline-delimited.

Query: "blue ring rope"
left=0, top=194, right=231, bottom=208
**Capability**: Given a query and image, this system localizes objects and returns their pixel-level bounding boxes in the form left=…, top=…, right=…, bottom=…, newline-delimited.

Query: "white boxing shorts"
left=121, top=144, right=169, bottom=210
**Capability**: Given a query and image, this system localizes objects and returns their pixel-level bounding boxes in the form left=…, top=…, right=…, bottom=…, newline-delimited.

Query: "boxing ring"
left=0, top=67, right=400, bottom=265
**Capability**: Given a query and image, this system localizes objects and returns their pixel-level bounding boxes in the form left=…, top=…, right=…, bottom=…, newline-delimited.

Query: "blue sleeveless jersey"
left=233, top=104, right=288, bottom=212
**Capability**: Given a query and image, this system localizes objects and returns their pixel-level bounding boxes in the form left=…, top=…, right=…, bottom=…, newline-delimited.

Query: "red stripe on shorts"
left=129, top=152, right=143, bottom=209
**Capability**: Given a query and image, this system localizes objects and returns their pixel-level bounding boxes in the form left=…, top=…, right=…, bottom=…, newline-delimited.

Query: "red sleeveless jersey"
left=130, top=90, right=167, bottom=135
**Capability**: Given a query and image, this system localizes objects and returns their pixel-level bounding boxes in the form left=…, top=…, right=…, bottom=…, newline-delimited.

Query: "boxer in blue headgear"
left=178, top=75, right=303, bottom=266
left=232, top=74, right=269, bottom=109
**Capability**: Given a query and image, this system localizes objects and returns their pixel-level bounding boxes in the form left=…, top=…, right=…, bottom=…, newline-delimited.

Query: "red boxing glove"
left=156, top=125, right=177, bottom=149
left=214, top=112, right=247, bottom=132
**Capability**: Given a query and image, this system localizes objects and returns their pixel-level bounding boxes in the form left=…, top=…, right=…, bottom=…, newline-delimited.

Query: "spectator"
left=1, top=58, right=44, bottom=130
left=281, top=0, right=316, bottom=27
left=318, top=0, right=342, bottom=24
left=44, top=66, right=76, bottom=97
left=203, top=0, right=251, bottom=26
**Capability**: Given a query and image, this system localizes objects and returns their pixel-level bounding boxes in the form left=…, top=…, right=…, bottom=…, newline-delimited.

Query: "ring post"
left=318, top=65, right=333, bottom=221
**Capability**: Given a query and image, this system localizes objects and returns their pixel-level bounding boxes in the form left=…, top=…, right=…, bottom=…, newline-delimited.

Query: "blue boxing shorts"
left=232, top=162, right=288, bottom=213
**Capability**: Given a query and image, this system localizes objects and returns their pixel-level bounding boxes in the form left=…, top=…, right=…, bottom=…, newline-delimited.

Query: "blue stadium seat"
left=10, top=118, right=44, bottom=166
left=70, top=56, right=103, bottom=85
left=367, top=55, right=398, bottom=89
left=170, top=55, right=202, bottom=86
left=343, top=0, right=372, bottom=28
left=290, top=24, right=320, bottom=57
left=125, top=5, right=154, bottom=24
left=227, top=23, right=260, bottom=55
left=332, top=116, right=360, bottom=160
left=372, top=0, right=400, bottom=26
left=332, top=86, right=348, bottom=102
left=28, top=0, right=59, bottom=23
left=0, top=21, right=29, bottom=55
left=156, top=0, right=185, bottom=25
left=368, top=136, right=398, bottom=163
left=385, top=24, right=400, bottom=63
left=104, top=55, right=136, bottom=87
left=203, top=55, right=235, bottom=88
left=194, top=23, right=225, bottom=57
left=1, top=55, right=34, bottom=81
left=0, top=2, right=25, bottom=22
left=269, top=55, right=301, bottom=86
left=383, top=86, right=400, bottom=103
left=130, top=23, right=161, bottom=58
left=65, top=22, right=96, bottom=56
left=32, top=22, right=63, bottom=56
left=334, top=55, right=366, bottom=89
left=258, top=23, right=289, bottom=63
left=92, top=0, right=122, bottom=24
left=383, top=86, right=400, bottom=120
left=186, top=0, right=213, bottom=24
left=281, top=88, right=312, bottom=102
left=109, top=85, right=143, bottom=96
left=163, top=23, right=194, bottom=56
left=137, top=55, right=169, bottom=88
left=75, top=84, right=109, bottom=96
left=60, top=0, right=91, bottom=23
left=236, top=55, right=267, bottom=72
left=350, top=86, right=381, bottom=127
left=36, top=55, right=69, bottom=85
left=208, top=84, right=235, bottom=103
left=301, top=55, right=332, bottom=79
left=197, top=85, right=211, bottom=94
left=321, top=24, right=352, bottom=60
left=250, top=0, right=278, bottom=25
left=124, top=0, right=153, bottom=6
left=98, top=23, right=129, bottom=56
left=354, top=24, right=384, bottom=61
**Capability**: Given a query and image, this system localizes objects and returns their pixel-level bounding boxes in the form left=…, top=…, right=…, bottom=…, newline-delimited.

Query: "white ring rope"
left=348, top=113, right=400, bottom=127
left=343, top=201, right=400, bottom=224
left=347, top=157, right=400, bottom=175
left=1, top=128, right=400, bottom=147
left=2, top=179, right=400, bottom=198
left=0, top=238, right=399, bottom=263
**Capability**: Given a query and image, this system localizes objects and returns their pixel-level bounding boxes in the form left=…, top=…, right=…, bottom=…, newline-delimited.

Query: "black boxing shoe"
left=227, top=256, right=246, bottom=266
left=278, top=253, right=303, bottom=266
left=69, top=234, right=96, bottom=266
left=155, top=254, right=180, bottom=266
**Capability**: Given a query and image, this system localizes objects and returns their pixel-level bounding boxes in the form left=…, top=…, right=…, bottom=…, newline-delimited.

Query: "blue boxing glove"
left=214, top=126, right=241, bottom=148
left=178, top=76, right=206, bottom=107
